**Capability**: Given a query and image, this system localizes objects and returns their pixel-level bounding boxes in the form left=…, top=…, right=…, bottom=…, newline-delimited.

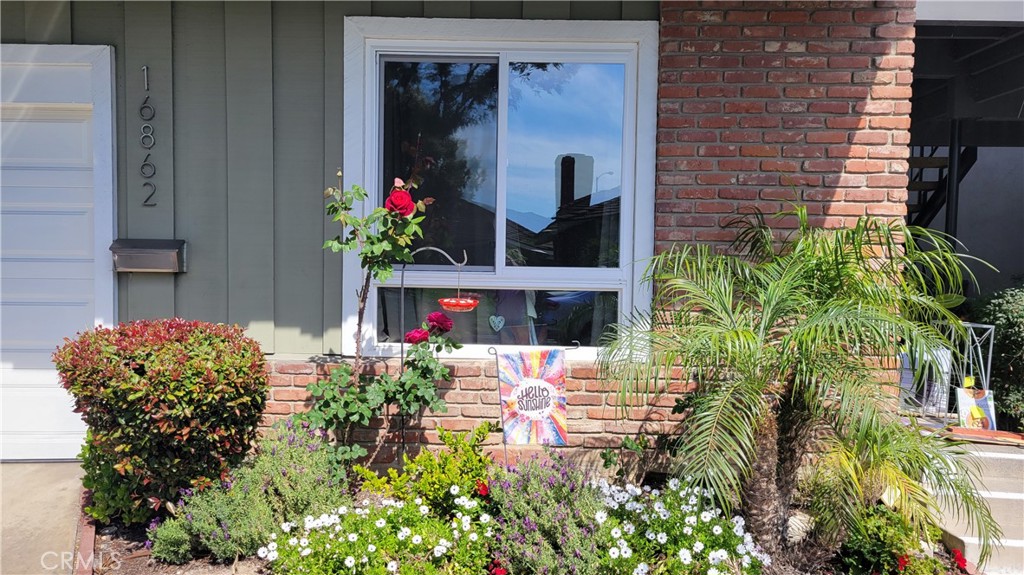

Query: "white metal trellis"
left=899, top=322, right=995, bottom=419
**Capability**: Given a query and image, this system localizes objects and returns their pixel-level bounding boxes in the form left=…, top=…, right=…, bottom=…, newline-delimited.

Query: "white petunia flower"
left=609, top=547, right=620, bottom=559
left=281, top=522, right=293, bottom=533
left=368, top=544, right=376, bottom=553
left=387, top=561, right=399, bottom=573
left=450, top=485, right=460, bottom=495
left=257, top=547, right=268, bottom=559
left=375, top=518, right=386, bottom=528
left=412, top=535, right=422, bottom=545
left=300, top=548, right=311, bottom=557
left=348, top=533, right=358, bottom=542
left=480, top=513, right=492, bottom=524
left=595, top=510, right=608, bottom=524
left=344, top=556, right=356, bottom=568
left=621, top=547, right=633, bottom=559
left=712, top=525, right=722, bottom=535
left=299, top=538, right=309, bottom=547
left=288, top=537, right=298, bottom=547
left=657, top=532, right=668, bottom=544
left=469, top=532, right=479, bottom=542
left=693, top=541, right=705, bottom=553
left=611, top=527, right=622, bottom=539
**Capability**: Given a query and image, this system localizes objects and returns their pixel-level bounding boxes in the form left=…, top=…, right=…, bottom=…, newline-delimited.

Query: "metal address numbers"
left=139, top=65, right=157, bottom=206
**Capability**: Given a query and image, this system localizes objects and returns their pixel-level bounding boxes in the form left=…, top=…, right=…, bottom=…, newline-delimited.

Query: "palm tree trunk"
left=741, top=413, right=785, bottom=557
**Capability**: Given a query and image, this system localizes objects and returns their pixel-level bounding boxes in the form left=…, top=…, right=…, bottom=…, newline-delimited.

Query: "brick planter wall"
left=264, top=1, right=916, bottom=470
left=265, top=358, right=690, bottom=470
left=656, top=0, right=915, bottom=250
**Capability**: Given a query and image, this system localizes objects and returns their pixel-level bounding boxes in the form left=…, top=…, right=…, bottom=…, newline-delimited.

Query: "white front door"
left=1, top=45, right=116, bottom=460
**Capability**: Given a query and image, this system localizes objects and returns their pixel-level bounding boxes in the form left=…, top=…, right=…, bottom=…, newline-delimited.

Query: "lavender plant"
left=488, top=451, right=610, bottom=575
left=149, top=420, right=347, bottom=564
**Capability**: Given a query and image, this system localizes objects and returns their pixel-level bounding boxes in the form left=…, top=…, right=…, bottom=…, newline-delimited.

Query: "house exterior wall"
left=1, top=1, right=916, bottom=465
left=0, top=0, right=658, bottom=357
left=656, top=0, right=915, bottom=249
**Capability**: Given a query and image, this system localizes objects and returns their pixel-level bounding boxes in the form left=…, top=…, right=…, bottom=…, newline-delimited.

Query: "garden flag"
left=497, top=348, right=568, bottom=446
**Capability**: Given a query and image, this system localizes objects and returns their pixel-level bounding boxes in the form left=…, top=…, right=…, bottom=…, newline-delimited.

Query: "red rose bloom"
left=404, top=328, right=429, bottom=344
left=897, top=555, right=909, bottom=572
left=476, top=479, right=489, bottom=497
left=385, top=188, right=416, bottom=217
left=427, top=311, right=454, bottom=334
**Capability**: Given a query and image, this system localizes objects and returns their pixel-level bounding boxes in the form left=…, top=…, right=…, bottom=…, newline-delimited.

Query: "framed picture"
left=956, top=387, right=998, bottom=431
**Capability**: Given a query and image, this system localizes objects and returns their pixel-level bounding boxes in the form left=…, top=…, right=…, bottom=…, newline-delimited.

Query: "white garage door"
left=1, top=45, right=116, bottom=460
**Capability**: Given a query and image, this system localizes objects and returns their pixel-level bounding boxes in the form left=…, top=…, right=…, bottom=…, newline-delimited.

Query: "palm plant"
left=600, top=207, right=1000, bottom=571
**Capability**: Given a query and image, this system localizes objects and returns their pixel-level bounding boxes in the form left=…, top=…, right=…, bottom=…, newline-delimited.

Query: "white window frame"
left=342, top=16, right=657, bottom=360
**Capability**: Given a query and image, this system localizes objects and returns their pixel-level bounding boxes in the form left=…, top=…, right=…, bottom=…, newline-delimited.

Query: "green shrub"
left=149, top=420, right=348, bottom=563
left=839, top=505, right=945, bottom=575
left=355, top=423, right=493, bottom=517
left=53, top=318, right=268, bottom=524
left=975, top=286, right=1024, bottom=430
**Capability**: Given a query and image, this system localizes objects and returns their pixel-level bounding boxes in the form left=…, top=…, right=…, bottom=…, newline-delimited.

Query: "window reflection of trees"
left=382, top=62, right=565, bottom=268
left=383, top=61, right=499, bottom=267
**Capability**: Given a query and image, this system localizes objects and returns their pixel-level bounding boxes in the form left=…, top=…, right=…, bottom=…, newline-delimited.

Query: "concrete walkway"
left=1, top=462, right=83, bottom=575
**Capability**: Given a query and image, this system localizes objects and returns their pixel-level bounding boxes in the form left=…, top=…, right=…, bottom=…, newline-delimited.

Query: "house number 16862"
left=139, top=66, right=157, bottom=207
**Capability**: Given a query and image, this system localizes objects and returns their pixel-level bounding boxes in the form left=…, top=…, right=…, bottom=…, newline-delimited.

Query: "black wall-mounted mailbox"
left=110, top=239, right=187, bottom=273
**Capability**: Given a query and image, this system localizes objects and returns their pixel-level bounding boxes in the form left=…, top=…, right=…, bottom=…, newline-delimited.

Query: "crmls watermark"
left=40, top=551, right=121, bottom=572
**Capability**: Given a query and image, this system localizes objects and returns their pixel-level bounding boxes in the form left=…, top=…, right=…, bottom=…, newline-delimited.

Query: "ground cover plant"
left=593, top=476, right=769, bottom=575
left=53, top=318, right=268, bottom=524
left=600, top=207, right=1000, bottom=571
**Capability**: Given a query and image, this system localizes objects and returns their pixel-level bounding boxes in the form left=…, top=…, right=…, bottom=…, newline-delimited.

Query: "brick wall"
left=656, top=0, right=915, bottom=250
left=264, top=1, right=916, bottom=468
left=264, top=359, right=690, bottom=469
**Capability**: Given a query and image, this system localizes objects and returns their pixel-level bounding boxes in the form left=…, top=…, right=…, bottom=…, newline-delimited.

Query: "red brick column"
left=657, top=0, right=916, bottom=251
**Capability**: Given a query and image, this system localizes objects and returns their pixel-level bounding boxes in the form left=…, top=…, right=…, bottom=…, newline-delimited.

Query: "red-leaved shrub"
left=53, top=318, right=268, bottom=524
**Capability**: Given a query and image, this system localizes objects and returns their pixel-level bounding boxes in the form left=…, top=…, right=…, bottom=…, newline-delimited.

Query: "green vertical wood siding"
left=225, top=2, right=275, bottom=351
left=272, top=2, right=327, bottom=354
left=1, top=2, right=27, bottom=42
left=24, top=1, right=70, bottom=43
left=0, top=0, right=657, bottom=356
left=172, top=2, right=229, bottom=324
left=124, top=2, right=176, bottom=320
